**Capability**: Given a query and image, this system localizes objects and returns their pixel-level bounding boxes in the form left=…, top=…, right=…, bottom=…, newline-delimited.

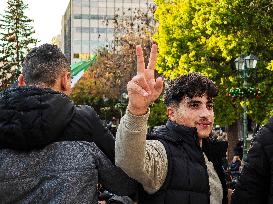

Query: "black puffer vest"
left=139, top=120, right=227, bottom=204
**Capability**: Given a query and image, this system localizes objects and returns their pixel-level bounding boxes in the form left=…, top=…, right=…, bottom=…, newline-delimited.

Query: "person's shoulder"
left=254, top=121, right=273, bottom=147
left=75, top=105, right=96, bottom=115
left=74, top=105, right=100, bottom=122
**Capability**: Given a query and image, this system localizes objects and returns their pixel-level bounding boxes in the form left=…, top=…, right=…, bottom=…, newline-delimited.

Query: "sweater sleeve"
left=115, top=110, right=168, bottom=194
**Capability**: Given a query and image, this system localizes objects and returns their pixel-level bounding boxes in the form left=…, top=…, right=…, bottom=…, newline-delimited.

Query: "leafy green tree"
left=70, top=54, right=121, bottom=119
left=0, top=0, right=38, bottom=90
left=149, top=97, right=168, bottom=127
left=154, top=0, right=273, bottom=126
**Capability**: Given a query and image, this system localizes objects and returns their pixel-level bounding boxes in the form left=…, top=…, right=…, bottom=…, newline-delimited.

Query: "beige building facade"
left=61, top=0, right=154, bottom=64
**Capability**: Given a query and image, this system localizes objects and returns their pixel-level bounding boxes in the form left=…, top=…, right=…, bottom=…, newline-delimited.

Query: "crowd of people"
left=0, top=43, right=273, bottom=204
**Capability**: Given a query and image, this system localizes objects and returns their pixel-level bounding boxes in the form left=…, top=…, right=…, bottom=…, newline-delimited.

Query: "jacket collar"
left=165, top=120, right=199, bottom=145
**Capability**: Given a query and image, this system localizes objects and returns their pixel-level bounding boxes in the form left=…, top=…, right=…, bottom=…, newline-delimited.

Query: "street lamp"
left=234, top=54, right=258, bottom=160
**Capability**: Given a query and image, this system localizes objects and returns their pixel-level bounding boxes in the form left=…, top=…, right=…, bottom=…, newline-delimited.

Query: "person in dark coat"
left=231, top=117, right=273, bottom=204
left=233, top=141, right=243, bottom=160
left=229, top=155, right=241, bottom=189
left=0, top=44, right=137, bottom=203
left=115, top=44, right=228, bottom=204
left=230, top=155, right=241, bottom=178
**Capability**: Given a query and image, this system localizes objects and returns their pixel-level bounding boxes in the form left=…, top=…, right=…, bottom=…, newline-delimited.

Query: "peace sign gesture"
left=127, top=44, right=164, bottom=116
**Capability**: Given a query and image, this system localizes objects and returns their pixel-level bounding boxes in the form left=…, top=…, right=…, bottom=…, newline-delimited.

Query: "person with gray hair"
left=0, top=44, right=136, bottom=203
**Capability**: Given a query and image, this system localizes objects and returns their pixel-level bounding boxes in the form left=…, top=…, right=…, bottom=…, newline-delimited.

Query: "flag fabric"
left=71, top=54, right=97, bottom=77
left=70, top=54, right=97, bottom=87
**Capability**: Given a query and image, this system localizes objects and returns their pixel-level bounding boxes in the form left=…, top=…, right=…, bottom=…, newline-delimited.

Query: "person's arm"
left=231, top=130, right=270, bottom=204
left=75, top=105, right=116, bottom=163
left=95, top=143, right=138, bottom=197
left=115, top=109, right=168, bottom=193
left=115, top=44, right=166, bottom=194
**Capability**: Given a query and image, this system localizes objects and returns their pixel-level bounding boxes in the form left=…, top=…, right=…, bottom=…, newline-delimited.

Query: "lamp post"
left=234, top=54, right=258, bottom=160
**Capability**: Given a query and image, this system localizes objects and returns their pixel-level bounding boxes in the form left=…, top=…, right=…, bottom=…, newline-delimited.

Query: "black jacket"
left=0, top=87, right=115, bottom=162
left=230, top=160, right=241, bottom=173
left=231, top=117, right=273, bottom=204
left=139, top=120, right=228, bottom=204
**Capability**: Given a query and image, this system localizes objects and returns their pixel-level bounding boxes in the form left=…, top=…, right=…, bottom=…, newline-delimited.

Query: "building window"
left=75, top=27, right=114, bottom=33
left=74, top=14, right=114, bottom=20
left=74, top=53, right=80, bottom=58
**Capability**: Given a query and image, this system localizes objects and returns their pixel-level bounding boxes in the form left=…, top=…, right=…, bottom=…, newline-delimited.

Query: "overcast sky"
left=0, top=0, right=70, bottom=45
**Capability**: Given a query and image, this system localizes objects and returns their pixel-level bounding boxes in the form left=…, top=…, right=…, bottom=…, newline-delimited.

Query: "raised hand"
left=127, top=44, right=163, bottom=116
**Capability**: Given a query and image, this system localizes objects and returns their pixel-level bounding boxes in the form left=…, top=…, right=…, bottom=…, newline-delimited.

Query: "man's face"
left=169, top=94, right=214, bottom=139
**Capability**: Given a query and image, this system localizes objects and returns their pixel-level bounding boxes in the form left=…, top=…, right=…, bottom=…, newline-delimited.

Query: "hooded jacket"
left=0, top=87, right=136, bottom=203
left=0, top=87, right=115, bottom=161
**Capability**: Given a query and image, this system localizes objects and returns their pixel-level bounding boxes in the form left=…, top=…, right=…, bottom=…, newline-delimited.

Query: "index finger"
left=136, top=45, right=145, bottom=75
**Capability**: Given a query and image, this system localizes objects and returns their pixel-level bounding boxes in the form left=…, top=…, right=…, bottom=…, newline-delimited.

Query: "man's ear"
left=167, top=106, right=176, bottom=121
left=18, top=74, right=26, bottom=87
left=60, top=74, right=68, bottom=91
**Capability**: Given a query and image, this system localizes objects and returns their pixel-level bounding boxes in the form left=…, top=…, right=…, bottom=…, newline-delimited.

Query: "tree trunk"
left=226, top=120, right=240, bottom=163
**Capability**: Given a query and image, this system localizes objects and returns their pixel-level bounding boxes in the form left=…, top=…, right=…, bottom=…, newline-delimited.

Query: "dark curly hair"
left=164, top=73, right=218, bottom=107
left=22, top=44, right=70, bottom=87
